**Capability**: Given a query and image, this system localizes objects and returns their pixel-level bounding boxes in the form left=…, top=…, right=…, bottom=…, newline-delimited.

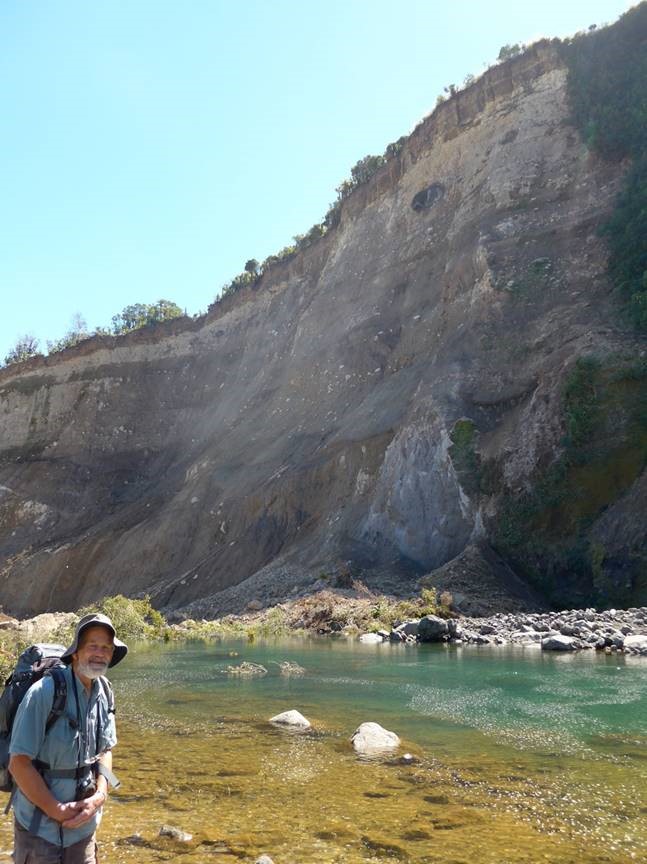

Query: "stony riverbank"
left=2, top=596, right=647, bottom=665
left=363, top=605, right=647, bottom=655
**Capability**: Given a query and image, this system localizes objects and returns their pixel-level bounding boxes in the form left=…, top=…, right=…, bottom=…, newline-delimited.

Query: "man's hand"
left=49, top=800, right=84, bottom=824
left=61, top=791, right=106, bottom=829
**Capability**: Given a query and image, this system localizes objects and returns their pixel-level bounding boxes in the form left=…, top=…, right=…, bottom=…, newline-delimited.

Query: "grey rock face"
left=359, top=416, right=475, bottom=570
left=0, top=43, right=642, bottom=617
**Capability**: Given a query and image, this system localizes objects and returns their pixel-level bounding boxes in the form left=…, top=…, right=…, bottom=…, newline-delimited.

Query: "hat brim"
left=62, top=618, right=128, bottom=668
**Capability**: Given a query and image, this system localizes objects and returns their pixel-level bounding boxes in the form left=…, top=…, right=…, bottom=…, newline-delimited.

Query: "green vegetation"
left=46, top=313, right=90, bottom=355
left=497, top=43, right=524, bottom=62
left=214, top=138, right=409, bottom=305
left=561, top=4, right=647, bottom=330
left=110, top=299, right=183, bottom=334
left=3, top=334, right=41, bottom=366
left=493, top=356, right=647, bottom=607
left=0, top=632, right=28, bottom=684
left=0, top=588, right=455, bottom=679
left=2, top=301, right=185, bottom=369
left=53, top=595, right=166, bottom=647
left=449, top=419, right=480, bottom=494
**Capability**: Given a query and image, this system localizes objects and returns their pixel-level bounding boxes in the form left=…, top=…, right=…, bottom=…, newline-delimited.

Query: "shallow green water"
left=1, top=638, right=646, bottom=863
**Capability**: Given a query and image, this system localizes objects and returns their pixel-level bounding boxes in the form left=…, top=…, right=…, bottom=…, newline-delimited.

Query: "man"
left=9, top=613, right=128, bottom=863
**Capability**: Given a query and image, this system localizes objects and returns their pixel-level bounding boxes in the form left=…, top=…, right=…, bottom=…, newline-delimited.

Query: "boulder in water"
left=269, top=709, right=311, bottom=729
left=351, top=722, right=400, bottom=754
left=159, top=825, right=192, bottom=843
left=359, top=632, right=384, bottom=644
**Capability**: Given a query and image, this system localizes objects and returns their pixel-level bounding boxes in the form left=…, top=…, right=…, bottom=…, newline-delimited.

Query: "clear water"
left=1, top=638, right=645, bottom=863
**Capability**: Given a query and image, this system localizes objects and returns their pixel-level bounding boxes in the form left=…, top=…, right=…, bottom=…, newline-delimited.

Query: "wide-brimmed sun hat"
left=61, top=612, right=128, bottom=668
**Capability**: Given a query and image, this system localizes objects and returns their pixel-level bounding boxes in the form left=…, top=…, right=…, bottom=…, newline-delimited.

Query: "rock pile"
left=370, top=608, right=647, bottom=654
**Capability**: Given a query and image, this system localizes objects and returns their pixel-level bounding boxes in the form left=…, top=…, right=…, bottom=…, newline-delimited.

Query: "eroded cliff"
left=1, top=37, right=645, bottom=616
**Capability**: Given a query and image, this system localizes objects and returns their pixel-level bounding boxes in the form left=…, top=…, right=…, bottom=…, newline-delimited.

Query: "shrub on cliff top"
left=3, top=334, right=41, bottom=367
left=111, top=300, right=183, bottom=334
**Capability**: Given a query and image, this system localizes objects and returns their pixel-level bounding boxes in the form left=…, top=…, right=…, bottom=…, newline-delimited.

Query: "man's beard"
left=77, top=659, right=109, bottom=679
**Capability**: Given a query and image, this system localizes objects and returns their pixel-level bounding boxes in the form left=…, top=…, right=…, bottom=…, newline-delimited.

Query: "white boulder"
left=269, top=709, right=311, bottom=729
left=359, top=633, right=384, bottom=644
left=351, top=722, right=400, bottom=754
left=624, top=634, right=647, bottom=654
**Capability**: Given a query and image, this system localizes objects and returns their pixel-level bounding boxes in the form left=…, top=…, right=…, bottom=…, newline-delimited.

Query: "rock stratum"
left=1, top=34, right=646, bottom=617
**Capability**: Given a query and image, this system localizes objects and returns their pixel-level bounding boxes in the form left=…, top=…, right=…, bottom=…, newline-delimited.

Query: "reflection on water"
left=0, top=638, right=645, bottom=863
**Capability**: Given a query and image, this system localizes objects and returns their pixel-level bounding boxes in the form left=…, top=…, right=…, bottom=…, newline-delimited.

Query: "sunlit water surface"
left=1, top=638, right=645, bottom=863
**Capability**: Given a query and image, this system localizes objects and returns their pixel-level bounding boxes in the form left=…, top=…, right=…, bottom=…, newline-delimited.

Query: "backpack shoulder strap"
left=98, top=676, right=115, bottom=714
left=44, top=666, right=67, bottom=734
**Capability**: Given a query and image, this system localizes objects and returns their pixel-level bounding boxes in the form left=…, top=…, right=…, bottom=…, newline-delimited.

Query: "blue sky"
left=0, top=0, right=635, bottom=361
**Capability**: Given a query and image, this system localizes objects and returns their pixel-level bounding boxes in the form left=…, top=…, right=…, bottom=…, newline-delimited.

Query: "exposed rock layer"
left=1, top=42, right=644, bottom=615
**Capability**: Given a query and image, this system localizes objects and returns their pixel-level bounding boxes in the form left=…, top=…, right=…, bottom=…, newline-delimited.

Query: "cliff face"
left=1, top=42, right=644, bottom=616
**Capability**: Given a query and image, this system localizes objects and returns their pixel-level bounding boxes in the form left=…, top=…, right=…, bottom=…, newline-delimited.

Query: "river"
left=1, top=637, right=645, bottom=863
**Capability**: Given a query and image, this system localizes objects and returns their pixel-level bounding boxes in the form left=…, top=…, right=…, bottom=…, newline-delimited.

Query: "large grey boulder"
left=417, top=615, right=449, bottom=642
left=351, top=722, right=400, bottom=754
left=269, top=710, right=311, bottom=729
left=393, top=620, right=420, bottom=638
left=624, top=634, right=647, bottom=654
left=541, top=635, right=577, bottom=651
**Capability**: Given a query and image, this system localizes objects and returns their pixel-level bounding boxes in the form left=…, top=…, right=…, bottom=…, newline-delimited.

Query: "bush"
left=497, top=44, right=524, bottom=62
left=63, top=595, right=167, bottom=644
left=561, top=5, right=647, bottom=330
left=0, top=632, right=29, bottom=684
left=111, top=300, right=183, bottom=335
left=4, top=334, right=41, bottom=366
left=47, top=313, right=90, bottom=355
left=221, top=271, right=255, bottom=299
left=563, top=356, right=602, bottom=449
left=449, top=419, right=480, bottom=493
left=385, top=136, right=406, bottom=159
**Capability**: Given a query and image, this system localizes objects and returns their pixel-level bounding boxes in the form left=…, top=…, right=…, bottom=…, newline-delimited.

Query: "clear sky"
left=0, top=0, right=636, bottom=361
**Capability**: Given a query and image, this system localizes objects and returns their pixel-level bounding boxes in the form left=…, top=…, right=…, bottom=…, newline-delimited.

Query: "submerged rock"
left=351, top=722, right=400, bottom=754
left=269, top=709, right=311, bottom=728
left=225, top=662, right=268, bottom=676
left=159, top=825, right=193, bottom=843
left=277, top=660, right=305, bottom=676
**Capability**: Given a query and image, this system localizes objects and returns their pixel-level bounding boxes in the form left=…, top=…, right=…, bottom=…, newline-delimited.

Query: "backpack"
left=0, top=643, right=69, bottom=793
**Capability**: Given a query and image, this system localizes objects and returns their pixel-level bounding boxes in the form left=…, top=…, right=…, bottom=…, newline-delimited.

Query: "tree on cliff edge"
left=4, top=334, right=41, bottom=366
left=111, top=299, right=183, bottom=334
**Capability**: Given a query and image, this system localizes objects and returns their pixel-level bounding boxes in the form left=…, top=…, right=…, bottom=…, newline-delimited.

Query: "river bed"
left=1, top=637, right=645, bottom=863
